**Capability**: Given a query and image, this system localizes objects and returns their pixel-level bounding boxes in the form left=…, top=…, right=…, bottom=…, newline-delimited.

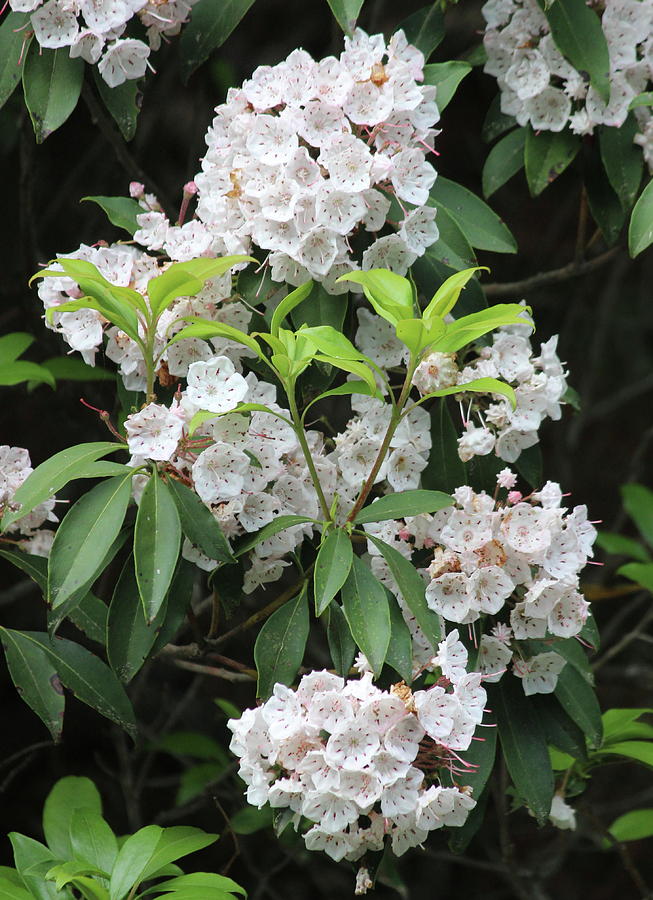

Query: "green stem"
left=287, top=379, right=331, bottom=521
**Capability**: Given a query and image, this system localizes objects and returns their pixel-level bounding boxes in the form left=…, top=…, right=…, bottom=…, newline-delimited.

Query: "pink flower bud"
left=183, top=180, right=198, bottom=195
left=129, top=181, right=145, bottom=198
left=507, top=490, right=522, bottom=504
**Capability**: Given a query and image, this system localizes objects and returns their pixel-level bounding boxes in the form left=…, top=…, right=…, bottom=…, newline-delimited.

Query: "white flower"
left=549, top=794, right=577, bottom=830
left=98, top=39, right=150, bottom=88
left=124, top=402, right=185, bottom=461
left=185, top=355, right=249, bottom=413
left=192, top=441, right=250, bottom=503
left=513, top=651, right=566, bottom=696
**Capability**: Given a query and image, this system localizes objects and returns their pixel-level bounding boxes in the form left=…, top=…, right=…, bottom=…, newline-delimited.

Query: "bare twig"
left=593, top=604, right=653, bottom=672
left=483, top=246, right=621, bottom=298
left=170, top=659, right=256, bottom=681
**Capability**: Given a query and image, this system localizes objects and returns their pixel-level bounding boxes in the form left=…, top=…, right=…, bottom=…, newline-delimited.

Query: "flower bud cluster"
left=0, top=446, right=57, bottom=555
left=227, top=662, right=484, bottom=867
left=134, top=29, right=440, bottom=290
left=367, top=476, right=595, bottom=695
left=482, top=0, right=653, bottom=149
left=11, top=0, right=200, bottom=87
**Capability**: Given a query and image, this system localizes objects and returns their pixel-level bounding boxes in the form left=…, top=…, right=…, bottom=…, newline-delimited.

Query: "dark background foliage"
left=1, top=1, right=652, bottom=898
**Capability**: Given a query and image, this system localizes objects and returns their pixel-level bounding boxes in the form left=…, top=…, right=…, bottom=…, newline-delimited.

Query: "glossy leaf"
left=180, top=0, right=256, bottom=79
left=422, top=400, right=467, bottom=494
left=325, top=0, right=364, bottom=34
left=43, top=776, right=103, bottom=859
left=82, top=197, right=143, bottom=236
left=482, top=127, right=527, bottom=198
left=270, top=281, right=314, bottom=336
left=422, top=206, right=477, bottom=270
left=70, top=809, right=118, bottom=874
left=430, top=177, right=517, bottom=254
left=22, top=45, right=83, bottom=141
left=0, top=628, right=64, bottom=741
left=384, top=592, right=413, bottom=683
left=149, top=559, right=197, bottom=656
left=9, top=834, right=61, bottom=900
left=290, top=283, right=348, bottom=331
left=254, top=587, right=309, bottom=698
left=1, top=442, right=126, bottom=533
left=423, top=61, right=470, bottom=110
left=0, top=12, right=30, bottom=109
left=20, top=632, right=136, bottom=739
left=414, top=376, right=516, bottom=410
left=300, top=325, right=364, bottom=361
left=326, top=602, right=356, bottom=677
left=0, top=875, right=32, bottom=900
left=400, top=5, right=445, bottom=59
left=535, top=694, right=588, bottom=760
left=491, top=677, right=554, bottom=823
left=354, top=489, right=453, bottom=524
left=433, top=303, right=532, bottom=354
left=134, top=475, right=182, bottom=622
left=109, top=826, right=163, bottom=900
left=622, top=483, right=653, bottom=545
left=93, top=70, right=139, bottom=142
left=314, top=529, right=353, bottom=616
left=170, top=319, right=263, bottom=359
left=585, top=154, right=627, bottom=246
left=482, top=95, right=516, bottom=143
left=341, top=557, right=390, bottom=677
left=599, top=116, right=643, bottom=212
left=337, top=269, right=413, bottom=325
left=138, top=827, right=219, bottom=882
left=166, top=477, right=234, bottom=563
left=312, top=354, right=378, bottom=393
left=148, top=256, right=253, bottom=318
left=48, top=474, right=132, bottom=610
left=423, top=267, right=486, bottom=320
left=234, top=514, right=313, bottom=557
left=365, top=536, right=441, bottom=650
left=525, top=127, right=580, bottom=197
left=542, top=0, right=611, bottom=102
left=603, top=708, right=653, bottom=743
left=554, top=664, right=603, bottom=748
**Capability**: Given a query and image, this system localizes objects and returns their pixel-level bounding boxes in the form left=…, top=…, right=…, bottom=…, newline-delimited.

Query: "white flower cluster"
left=228, top=664, right=484, bottom=866
left=0, top=446, right=57, bottom=555
left=482, top=0, right=653, bottom=145
left=367, top=474, right=595, bottom=696
left=11, top=0, right=200, bottom=87
left=134, top=29, right=440, bottom=290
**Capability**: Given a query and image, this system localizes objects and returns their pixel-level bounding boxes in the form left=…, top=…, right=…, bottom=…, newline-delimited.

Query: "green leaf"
left=22, top=45, right=83, bottom=142
left=585, top=152, right=627, bottom=246
left=354, top=489, right=453, bottom=524
left=0, top=876, right=32, bottom=900
left=254, top=587, right=309, bottom=699
left=482, top=127, right=527, bottom=198
left=0, top=332, right=34, bottom=363
left=109, top=827, right=163, bottom=900
left=170, top=319, right=262, bottom=360
left=599, top=116, right=643, bottom=212
left=541, top=0, right=611, bottom=102
left=608, top=809, right=653, bottom=844
left=603, top=708, right=653, bottom=743
left=229, top=806, right=273, bottom=835
left=423, top=267, right=486, bottom=321
left=423, top=61, right=471, bottom=111
left=153, top=731, right=227, bottom=761
left=622, top=483, right=653, bottom=545
left=290, top=283, right=348, bottom=331
left=179, top=0, right=256, bottom=80
left=149, top=256, right=253, bottom=318
left=524, top=127, right=580, bottom=197
left=70, top=809, right=117, bottom=874
left=48, top=871, right=108, bottom=900
left=0, top=628, right=64, bottom=742
left=326, top=602, right=356, bottom=677
left=166, top=477, right=234, bottom=564
left=444, top=721, right=497, bottom=841
left=149, top=559, right=197, bottom=656
left=630, top=92, right=653, bottom=110
left=43, top=776, right=103, bottom=859
left=93, top=70, right=139, bottom=142
left=0, top=360, right=55, bottom=388
left=400, top=5, right=445, bottom=60
left=365, top=536, right=441, bottom=651
left=1, top=441, right=127, bottom=532
left=341, top=557, right=390, bottom=677
left=384, top=592, right=413, bottom=683
left=535, top=694, right=588, bottom=760
left=134, top=476, right=181, bottom=622
left=41, top=356, right=115, bottom=382
left=596, top=740, right=653, bottom=768
left=144, top=873, right=244, bottom=896
left=325, top=0, right=364, bottom=34
left=234, top=514, right=313, bottom=557
left=414, top=376, right=516, bottom=410
left=270, top=281, right=314, bottom=336
left=433, top=303, right=532, bottom=354
left=619, top=562, right=653, bottom=593
left=422, top=205, right=477, bottom=270
left=138, top=828, right=218, bottom=883
left=311, top=354, right=378, bottom=393
left=490, top=677, right=554, bottom=823
left=107, top=557, right=167, bottom=682
left=595, top=532, right=650, bottom=562
left=482, top=95, right=516, bottom=144
left=514, top=442, right=542, bottom=490
left=422, top=400, right=467, bottom=494
left=302, top=380, right=377, bottom=415
left=21, top=633, right=137, bottom=738
left=314, top=529, right=353, bottom=616
left=0, top=547, right=47, bottom=589
left=8, top=834, right=61, bottom=900
left=300, top=325, right=364, bottom=361
left=0, top=13, right=30, bottom=110
left=82, top=197, right=143, bottom=237
left=337, top=269, right=413, bottom=325
left=554, top=664, right=603, bottom=748
left=48, top=474, right=132, bottom=610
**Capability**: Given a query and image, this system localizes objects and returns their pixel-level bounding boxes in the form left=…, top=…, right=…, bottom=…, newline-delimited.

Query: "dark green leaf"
left=166, top=477, right=234, bottom=564
left=314, top=529, right=353, bottom=616
left=22, top=45, right=83, bottom=142
left=0, top=13, right=30, bottom=110
left=423, top=61, right=471, bottom=111
left=19, top=633, right=136, bottom=739
left=490, top=677, right=554, bottom=823
left=525, top=127, right=580, bottom=196
left=290, top=283, right=348, bottom=331
left=180, top=0, right=256, bottom=80
left=541, top=0, right=611, bottom=102
left=448, top=785, right=489, bottom=854
left=580, top=612, right=600, bottom=651
left=0, top=548, right=46, bottom=589
left=366, top=536, right=441, bottom=650
left=0, top=628, right=64, bottom=741
left=175, top=761, right=228, bottom=806
left=134, top=476, right=181, bottom=622
left=150, top=559, right=197, bottom=655
left=482, top=127, right=527, bottom=198
left=622, top=483, right=653, bottom=546
left=254, top=587, right=309, bottom=698
left=384, top=592, right=413, bottom=683
left=421, top=400, right=468, bottom=494
left=82, top=197, right=143, bottom=237
left=48, top=475, right=132, bottom=609
left=354, top=489, right=453, bottom=524
left=234, top=515, right=313, bottom=557
left=93, top=70, right=140, bottom=142
left=70, top=809, right=118, bottom=874
left=43, top=776, right=103, bottom=860
left=586, top=155, right=626, bottom=246
left=534, top=694, right=588, bottom=760
left=422, top=206, right=477, bottom=270
left=599, top=116, right=643, bottom=212
left=229, top=806, right=273, bottom=835
left=514, top=443, right=542, bottom=490
left=400, top=5, right=445, bottom=59
left=325, top=0, right=364, bottom=35
left=430, top=176, right=517, bottom=253
left=325, top=602, right=356, bottom=677
left=341, top=557, right=390, bottom=677
left=554, top=664, right=603, bottom=748
left=65, top=593, right=109, bottom=645
left=482, top=95, right=517, bottom=143
left=153, top=731, right=227, bottom=761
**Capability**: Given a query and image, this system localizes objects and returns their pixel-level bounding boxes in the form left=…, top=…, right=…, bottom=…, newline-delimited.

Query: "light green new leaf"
left=41, top=357, right=115, bottom=382
left=314, top=529, right=353, bottom=616
left=0, top=12, right=30, bottom=110
left=608, top=809, right=653, bottom=844
left=0, top=360, right=55, bottom=388
left=109, top=826, right=163, bottom=900
left=596, top=740, right=653, bottom=768
left=148, top=256, right=254, bottom=318
left=595, top=531, right=650, bottom=562
left=169, top=318, right=263, bottom=359
left=134, top=475, right=181, bottom=622
left=179, top=0, right=256, bottom=79
left=482, top=127, right=527, bottom=198
left=138, top=828, right=219, bottom=883
left=602, top=708, right=653, bottom=743
left=43, top=776, right=103, bottom=860
left=423, top=61, right=470, bottom=110
left=48, top=474, right=132, bottom=610
left=0, top=875, right=33, bottom=900
left=271, top=281, right=314, bottom=336
left=0, top=332, right=34, bottom=363
left=395, top=317, right=445, bottom=355
left=22, top=45, right=83, bottom=142
left=303, top=380, right=377, bottom=416
left=300, top=325, right=364, bottom=361
left=414, top=376, right=516, bottom=410
left=354, top=489, right=453, bottom=525
left=70, top=809, right=118, bottom=874
left=82, top=197, right=143, bottom=236
left=423, top=267, right=487, bottom=320
left=433, top=303, right=532, bottom=353
left=629, top=180, right=653, bottom=256
left=325, top=0, right=364, bottom=34
left=541, top=0, right=611, bottom=102
left=312, top=355, right=378, bottom=393
left=525, top=127, right=580, bottom=197
left=337, top=269, right=413, bottom=325
left=341, top=557, right=390, bottom=677
left=142, top=872, right=244, bottom=896
left=254, top=587, right=309, bottom=698
left=166, top=477, right=234, bottom=564
left=8, top=833, right=62, bottom=900
left=0, top=628, right=64, bottom=742
left=622, top=483, right=653, bottom=546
